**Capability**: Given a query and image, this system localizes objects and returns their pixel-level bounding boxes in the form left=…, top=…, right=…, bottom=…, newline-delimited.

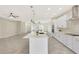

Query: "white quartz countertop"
left=24, top=32, right=48, bottom=39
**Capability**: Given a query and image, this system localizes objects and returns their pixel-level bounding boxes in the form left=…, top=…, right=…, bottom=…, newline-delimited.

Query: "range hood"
left=66, top=5, right=79, bottom=35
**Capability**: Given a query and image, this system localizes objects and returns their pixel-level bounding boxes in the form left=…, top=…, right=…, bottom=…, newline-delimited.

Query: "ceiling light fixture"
left=30, top=5, right=36, bottom=24
left=59, top=8, right=62, bottom=10
left=9, top=12, right=19, bottom=18
left=48, top=8, right=51, bottom=10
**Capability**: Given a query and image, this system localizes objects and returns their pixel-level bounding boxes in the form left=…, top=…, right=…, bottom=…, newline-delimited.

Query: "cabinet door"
left=58, top=35, right=73, bottom=49
left=29, top=35, right=48, bottom=54
left=64, top=35, right=73, bottom=49
left=55, top=33, right=64, bottom=42
left=73, top=37, right=79, bottom=53
left=54, top=33, right=73, bottom=50
left=59, top=34, right=67, bottom=45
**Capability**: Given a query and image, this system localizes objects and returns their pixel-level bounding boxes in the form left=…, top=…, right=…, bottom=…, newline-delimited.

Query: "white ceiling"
left=0, top=5, right=73, bottom=22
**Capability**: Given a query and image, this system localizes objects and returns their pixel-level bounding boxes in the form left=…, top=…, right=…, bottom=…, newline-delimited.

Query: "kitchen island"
left=24, top=32, right=48, bottom=54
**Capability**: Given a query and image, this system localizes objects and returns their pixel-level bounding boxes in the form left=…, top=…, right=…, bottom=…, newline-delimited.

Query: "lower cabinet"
left=60, top=35, right=67, bottom=44
left=64, top=35, right=73, bottom=49
left=73, top=37, right=79, bottom=53
left=54, top=33, right=79, bottom=53
left=55, top=34, right=73, bottom=49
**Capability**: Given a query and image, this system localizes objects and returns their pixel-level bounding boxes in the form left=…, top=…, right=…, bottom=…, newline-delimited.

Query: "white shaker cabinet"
left=29, top=34, right=48, bottom=54
left=60, top=35, right=67, bottom=44
left=53, top=33, right=79, bottom=53
left=64, top=35, right=73, bottom=49
left=73, top=37, right=79, bottom=53
left=54, top=33, right=73, bottom=50
left=24, top=32, right=48, bottom=54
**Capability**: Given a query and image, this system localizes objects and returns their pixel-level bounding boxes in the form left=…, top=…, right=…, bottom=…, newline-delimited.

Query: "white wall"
left=0, top=19, right=18, bottom=38
left=0, top=19, right=28, bottom=38
left=17, top=21, right=26, bottom=34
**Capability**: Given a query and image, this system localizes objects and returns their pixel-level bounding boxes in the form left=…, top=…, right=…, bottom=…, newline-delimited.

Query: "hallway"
left=0, top=33, right=74, bottom=54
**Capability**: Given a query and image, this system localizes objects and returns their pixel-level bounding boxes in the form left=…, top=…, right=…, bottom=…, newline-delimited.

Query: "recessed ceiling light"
left=48, top=8, right=51, bottom=10
left=59, top=8, right=62, bottom=10
left=53, top=14, right=56, bottom=16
